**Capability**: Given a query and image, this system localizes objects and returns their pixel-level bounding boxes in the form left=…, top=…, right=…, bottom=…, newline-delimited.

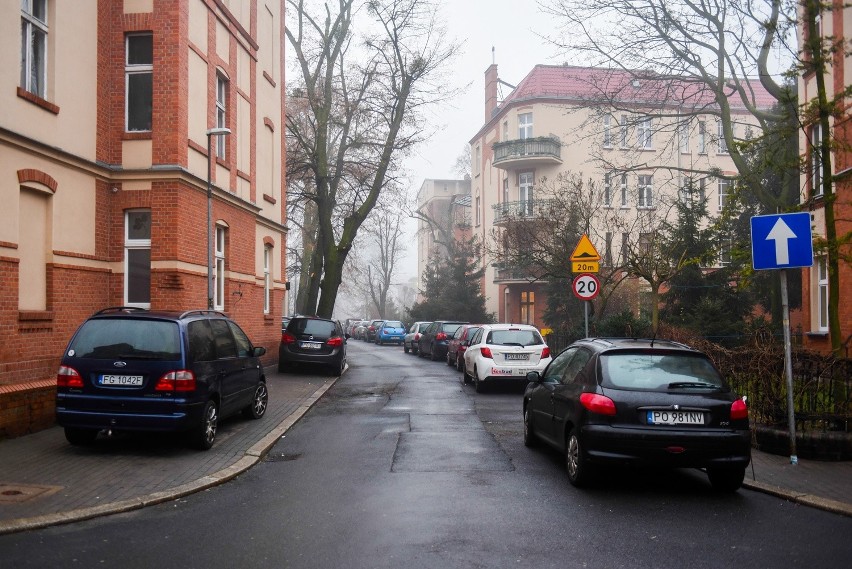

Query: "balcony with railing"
left=492, top=199, right=554, bottom=225
left=492, top=136, right=562, bottom=170
left=492, top=261, right=548, bottom=284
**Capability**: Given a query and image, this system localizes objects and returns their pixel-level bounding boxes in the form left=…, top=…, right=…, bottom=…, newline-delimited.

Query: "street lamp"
left=206, top=127, right=231, bottom=309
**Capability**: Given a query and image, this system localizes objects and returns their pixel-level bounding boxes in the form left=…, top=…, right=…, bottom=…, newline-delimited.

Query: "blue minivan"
left=56, top=307, right=268, bottom=450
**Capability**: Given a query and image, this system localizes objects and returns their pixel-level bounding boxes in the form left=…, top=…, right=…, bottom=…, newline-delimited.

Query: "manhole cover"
left=0, top=483, right=63, bottom=503
left=264, top=453, right=301, bottom=463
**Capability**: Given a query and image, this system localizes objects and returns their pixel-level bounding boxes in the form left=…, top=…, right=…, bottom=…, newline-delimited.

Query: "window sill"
left=806, top=331, right=829, bottom=338
left=123, top=131, right=152, bottom=140
left=17, top=87, right=59, bottom=114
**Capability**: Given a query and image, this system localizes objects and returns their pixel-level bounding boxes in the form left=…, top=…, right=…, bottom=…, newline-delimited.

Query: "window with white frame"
left=125, top=210, right=151, bottom=307
left=717, top=121, right=728, bottom=154
left=520, top=291, right=535, bottom=325
left=719, top=235, right=732, bottom=267
left=638, top=175, right=653, bottom=208
left=126, top=33, right=153, bottom=132
left=518, top=113, right=533, bottom=139
left=817, top=256, right=828, bottom=331
left=717, top=178, right=731, bottom=211
left=216, top=74, right=228, bottom=159
left=603, top=114, right=613, bottom=148
left=263, top=245, right=271, bottom=314
left=620, top=173, right=628, bottom=207
left=679, top=122, right=689, bottom=153
left=698, top=121, right=706, bottom=153
left=619, top=115, right=629, bottom=148
left=638, top=117, right=652, bottom=149
left=638, top=232, right=653, bottom=256
left=519, top=172, right=534, bottom=215
left=21, top=0, right=48, bottom=98
left=621, top=232, right=629, bottom=264
left=214, top=226, right=226, bottom=310
left=475, top=145, right=481, bottom=174
left=810, top=123, right=824, bottom=197
left=475, top=196, right=481, bottom=226
left=502, top=121, right=508, bottom=141
left=502, top=177, right=509, bottom=203
left=603, top=173, right=612, bottom=206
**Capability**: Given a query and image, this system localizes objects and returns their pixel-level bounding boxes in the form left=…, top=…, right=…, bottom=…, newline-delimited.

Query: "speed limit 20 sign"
left=572, top=273, right=600, bottom=301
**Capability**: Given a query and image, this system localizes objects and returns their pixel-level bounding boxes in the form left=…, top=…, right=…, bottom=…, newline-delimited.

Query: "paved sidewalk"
left=1, top=366, right=850, bottom=535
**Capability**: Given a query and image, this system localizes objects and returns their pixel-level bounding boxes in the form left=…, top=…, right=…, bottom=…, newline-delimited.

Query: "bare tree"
left=285, top=0, right=461, bottom=318
left=358, top=191, right=409, bottom=318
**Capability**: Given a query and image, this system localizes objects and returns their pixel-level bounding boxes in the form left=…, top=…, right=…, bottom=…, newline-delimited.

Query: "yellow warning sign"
left=570, top=234, right=601, bottom=262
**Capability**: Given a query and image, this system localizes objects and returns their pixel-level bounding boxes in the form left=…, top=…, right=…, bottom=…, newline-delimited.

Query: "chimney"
left=484, top=62, right=498, bottom=122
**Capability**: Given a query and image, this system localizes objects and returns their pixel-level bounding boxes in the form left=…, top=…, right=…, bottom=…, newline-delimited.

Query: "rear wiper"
left=502, top=342, right=525, bottom=347
left=667, top=382, right=719, bottom=389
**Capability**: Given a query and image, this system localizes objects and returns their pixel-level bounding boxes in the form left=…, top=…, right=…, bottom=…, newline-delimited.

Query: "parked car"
left=366, top=319, right=384, bottom=342
left=279, top=316, right=348, bottom=375
left=523, top=337, right=751, bottom=491
left=56, top=307, right=268, bottom=450
left=446, top=324, right=482, bottom=371
left=462, top=323, right=551, bottom=393
left=375, top=320, right=406, bottom=345
left=403, top=321, right=431, bottom=354
left=353, top=320, right=369, bottom=340
left=418, top=320, right=467, bottom=361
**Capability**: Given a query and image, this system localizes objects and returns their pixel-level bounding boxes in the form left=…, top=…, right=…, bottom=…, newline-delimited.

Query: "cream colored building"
left=2, top=0, right=286, bottom=437
left=468, top=63, right=773, bottom=327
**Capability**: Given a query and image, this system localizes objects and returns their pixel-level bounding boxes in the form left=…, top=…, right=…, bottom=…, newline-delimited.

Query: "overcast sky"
left=396, top=0, right=561, bottom=279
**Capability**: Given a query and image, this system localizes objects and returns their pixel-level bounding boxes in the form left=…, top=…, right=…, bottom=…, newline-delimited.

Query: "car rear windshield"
left=68, top=319, right=182, bottom=360
left=291, top=319, right=336, bottom=337
left=442, top=323, right=464, bottom=334
left=384, top=321, right=404, bottom=328
left=601, top=352, right=725, bottom=390
left=486, top=329, right=543, bottom=346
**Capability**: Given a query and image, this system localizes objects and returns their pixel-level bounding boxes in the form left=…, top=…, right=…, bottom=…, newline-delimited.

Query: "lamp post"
left=206, top=127, right=231, bottom=309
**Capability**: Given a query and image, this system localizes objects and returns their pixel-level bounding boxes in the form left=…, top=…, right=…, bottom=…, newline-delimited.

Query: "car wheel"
left=456, top=354, right=464, bottom=372
left=523, top=406, right=537, bottom=447
left=190, top=400, right=218, bottom=450
left=429, top=345, right=438, bottom=361
left=474, top=368, right=485, bottom=393
left=446, top=351, right=454, bottom=366
left=64, top=427, right=98, bottom=446
left=566, top=428, right=592, bottom=487
left=707, top=466, right=746, bottom=493
left=462, top=363, right=472, bottom=384
left=242, top=382, right=268, bottom=420
left=404, top=343, right=409, bottom=354
left=412, top=345, right=419, bottom=355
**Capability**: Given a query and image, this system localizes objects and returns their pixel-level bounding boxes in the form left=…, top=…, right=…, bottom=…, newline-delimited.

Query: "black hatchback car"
left=279, top=316, right=348, bottom=375
left=56, top=308, right=268, bottom=450
left=523, top=338, right=750, bottom=491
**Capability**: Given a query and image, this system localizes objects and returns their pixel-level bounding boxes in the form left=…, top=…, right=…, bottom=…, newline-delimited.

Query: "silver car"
left=403, top=321, right=432, bottom=355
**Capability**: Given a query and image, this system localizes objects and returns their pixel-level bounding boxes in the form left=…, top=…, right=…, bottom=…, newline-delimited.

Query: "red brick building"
left=1, top=0, right=287, bottom=437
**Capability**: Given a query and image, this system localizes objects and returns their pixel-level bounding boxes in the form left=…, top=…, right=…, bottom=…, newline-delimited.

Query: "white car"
left=462, top=324, right=552, bottom=393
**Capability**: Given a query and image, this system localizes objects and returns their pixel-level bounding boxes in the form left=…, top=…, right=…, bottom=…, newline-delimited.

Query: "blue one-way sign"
left=750, top=212, right=814, bottom=270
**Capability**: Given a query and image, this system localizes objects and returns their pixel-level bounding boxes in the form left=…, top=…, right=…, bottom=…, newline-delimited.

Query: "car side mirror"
left=253, top=346, right=267, bottom=357
left=526, top=371, right=541, bottom=384
left=345, top=333, right=351, bottom=340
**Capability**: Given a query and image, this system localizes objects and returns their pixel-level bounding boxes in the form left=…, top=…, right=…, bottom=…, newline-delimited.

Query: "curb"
left=0, top=373, right=341, bottom=536
left=743, top=479, right=852, bottom=518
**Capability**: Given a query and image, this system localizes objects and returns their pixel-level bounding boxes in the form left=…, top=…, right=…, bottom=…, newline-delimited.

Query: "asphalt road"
left=1, top=340, right=851, bottom=568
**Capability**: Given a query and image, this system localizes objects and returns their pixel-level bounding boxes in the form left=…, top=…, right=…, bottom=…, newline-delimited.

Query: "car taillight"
left=57, top=365, right=84, bottom=388
left=435, top=332, right=447, bottom=341
left=730, top=398, right=748, bottom=420
left=541, top=346, right=550, bottom=359
left=281, top=331, right=296, bottom=344
left=155, top=370, right=196, bottom=392
left=414, top=333, right=421, bottom=340
left=328, top=337, right=343, bottom=347
left=480, top=346, right=493, bottom=359
left=580, top=393, right=616, bottom=415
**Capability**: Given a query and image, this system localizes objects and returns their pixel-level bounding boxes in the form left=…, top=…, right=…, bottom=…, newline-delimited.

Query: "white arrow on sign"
left=766, top=217, right=797, bottom=265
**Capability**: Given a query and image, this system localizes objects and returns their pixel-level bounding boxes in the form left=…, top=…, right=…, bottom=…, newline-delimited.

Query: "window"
left=503, top=121, right=508, bottom=141
left=475, top=145, right=481, bottom=174
left=21, top=0, right=48, bottom=98
left=520, top=291, right=535, bottom=325
left=698, top=121, right=706, bottom=153
left=518, top=113, right=533, bottom=139
left=817, top=257, right=828, bottom=331
left=125, top=210, right=151, bottom=308
left=619, top=115, right=629, bottom=148
left=620, top=174, right=628, bottom=207
left=810, top=123, right=824, bottom=197
left=719, top=235, right=732, bottom=267
left=639, top=232, right=653, bottom=255
left=621, top=232, right=629, bottom=264
left=561, top=348, right=592, bottom=385
left=216, top=74, right=228, bottom=159
left=717, top=179, right=731, bottom=212
left=475, top=196, right=481, bottom=226
left=638, top=117, right=652, bottom=149
left=519, top=172, right=534, bottom=215
left=263, top=246, right=271, bottom=314
left=502, top=177, right=509, bottom=203
left=638, top=175, right=653, bottom=208
left=717, top=121, right=728, bottom=154
left=603, top=114, right=613, bottom=148
left=603, top=173, right=612, bottom=206
left=679, top=122, right=689, bottom=153
left=125, top=34, right=153, bottom=132
left=214, top=226, right=226, bottom=310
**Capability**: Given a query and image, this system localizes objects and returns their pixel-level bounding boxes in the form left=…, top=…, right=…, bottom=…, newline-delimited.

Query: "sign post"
left=570, top=236, right=602, bottom=338
left=750, top=212, right=814, bottom=465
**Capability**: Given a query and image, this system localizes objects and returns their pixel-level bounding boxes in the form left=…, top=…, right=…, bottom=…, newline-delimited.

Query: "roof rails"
left=586, top=337, right=694, bottom=350
left=178, top=310, right=227, bottom=319
left=94, top=306, right=149, bottom=315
